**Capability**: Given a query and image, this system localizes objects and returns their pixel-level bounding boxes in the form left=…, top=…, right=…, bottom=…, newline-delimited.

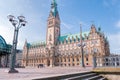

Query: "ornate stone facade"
left=22, top=0, right=110, bottom=67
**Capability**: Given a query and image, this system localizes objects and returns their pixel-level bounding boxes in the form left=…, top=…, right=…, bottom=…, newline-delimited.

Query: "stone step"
left=33, top=72, right=108, bottom=80
left=61, top=72, right=108, bottom=80
left=62, top=73, right=97, bottom=80
left=84, top=75, right=103, bottom=80
left=98, top=77, right=108, bottom=80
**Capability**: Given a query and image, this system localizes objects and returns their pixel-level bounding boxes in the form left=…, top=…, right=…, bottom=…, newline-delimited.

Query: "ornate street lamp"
left=77, top=24, right=85, bottom=67
left=7, top=15, right=27, bottom=73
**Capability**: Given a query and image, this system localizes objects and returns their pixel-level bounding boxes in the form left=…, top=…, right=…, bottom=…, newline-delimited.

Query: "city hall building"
left=22, top=0, right=110, bottom=67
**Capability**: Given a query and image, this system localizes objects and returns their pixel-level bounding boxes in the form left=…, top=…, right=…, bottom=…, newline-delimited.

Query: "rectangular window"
left=73, top=58, right=74, bottom=62
left=68, top=58, right=70, bottom=62
left=86, top=57, right=88, bottom=61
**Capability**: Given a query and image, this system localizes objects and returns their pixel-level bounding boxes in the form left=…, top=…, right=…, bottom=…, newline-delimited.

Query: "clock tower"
left=46, top=0, right=60, bottom=46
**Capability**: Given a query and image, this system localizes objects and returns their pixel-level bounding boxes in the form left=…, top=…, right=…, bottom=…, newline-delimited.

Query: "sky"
left=0, top=0, right=120, bottom=54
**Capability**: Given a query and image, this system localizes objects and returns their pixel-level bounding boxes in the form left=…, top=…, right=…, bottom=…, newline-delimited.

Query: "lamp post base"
left=8, top=69, right=19, bottom=73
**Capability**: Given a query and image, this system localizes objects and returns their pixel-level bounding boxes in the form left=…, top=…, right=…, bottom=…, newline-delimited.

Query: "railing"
left=95, top=56, right=120, bottom=67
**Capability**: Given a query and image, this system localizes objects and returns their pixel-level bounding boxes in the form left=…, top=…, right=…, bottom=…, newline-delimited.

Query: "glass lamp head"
left=7, top=15, right=15, bottom=22
left=18, top=15, right=25, bottom=22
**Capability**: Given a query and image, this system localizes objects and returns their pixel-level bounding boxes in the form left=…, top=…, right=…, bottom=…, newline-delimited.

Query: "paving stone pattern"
left=0, top=67, right=92, bottom=80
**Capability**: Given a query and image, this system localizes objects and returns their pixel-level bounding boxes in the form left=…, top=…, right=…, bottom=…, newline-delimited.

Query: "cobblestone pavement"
left=0, top=66, right=92, bottom=80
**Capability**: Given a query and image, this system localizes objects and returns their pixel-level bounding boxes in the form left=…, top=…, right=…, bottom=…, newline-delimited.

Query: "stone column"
left=49, top=47, right=55, bottom=67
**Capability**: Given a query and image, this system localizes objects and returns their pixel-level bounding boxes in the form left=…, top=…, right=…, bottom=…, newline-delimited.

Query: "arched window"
left=73, top=58, right=74, bottom=62
left=68, top=58, right=70, bottom=62
left=64, top=58, right=66, bottom=62
left=77, top=57, right=79, bottom=61
left=86, top=57, right=88, bottom=61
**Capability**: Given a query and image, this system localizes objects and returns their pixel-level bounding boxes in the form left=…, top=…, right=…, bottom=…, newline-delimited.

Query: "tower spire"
left=51, top=0, right=58, bottom=17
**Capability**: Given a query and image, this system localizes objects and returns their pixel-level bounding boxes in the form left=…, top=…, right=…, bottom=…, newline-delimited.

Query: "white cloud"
left=115, top=20, right=120, bottom=28
left=107, top=32, right=120, bottom=53
left=79, top=21, right=89, bottom=27
left=103, top=0, right=119, bottom=8
left=110, top=20, right=120, bottom=54
left=0, top=0, right=48, bottom=49
left=61, top=22, right=73, bottom=29
left=0, top=25, right=13, bottom=44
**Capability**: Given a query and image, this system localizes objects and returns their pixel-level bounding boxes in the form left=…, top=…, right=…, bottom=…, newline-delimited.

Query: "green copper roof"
left=28, top=41, right=46, bottom=48
left=0, top=35, right=12, bottom=54
left=0, top=35, right=7, bottom=49
left=59, top=32, right=89, bottom=42
left=51, top=0, right=58, bottom=17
